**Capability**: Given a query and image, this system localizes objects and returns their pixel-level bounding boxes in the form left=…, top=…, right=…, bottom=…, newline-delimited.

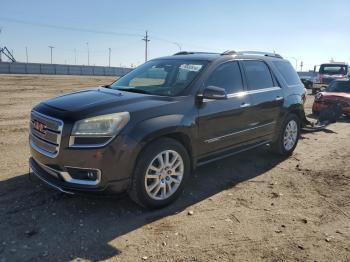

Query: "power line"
left=0, top=17, right=144, bottom=38
left=0, top=17, right=217, bottom=52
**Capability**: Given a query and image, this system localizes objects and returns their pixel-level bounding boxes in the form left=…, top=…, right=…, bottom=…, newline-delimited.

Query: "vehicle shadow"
left=0, top=147, right=289, bottom=261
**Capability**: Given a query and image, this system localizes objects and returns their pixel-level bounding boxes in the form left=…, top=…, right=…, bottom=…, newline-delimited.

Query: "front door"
left=197, top=61, right=254, bottom=157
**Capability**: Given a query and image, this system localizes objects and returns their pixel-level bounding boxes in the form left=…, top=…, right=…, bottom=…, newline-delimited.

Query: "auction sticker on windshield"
left=179, top=64, right=203, bottom=72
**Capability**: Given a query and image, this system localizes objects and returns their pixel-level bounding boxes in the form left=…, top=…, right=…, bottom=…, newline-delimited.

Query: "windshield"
left=319, top=64, right=348, bottom=75
left=326, top=81, right=350, bottom=93
left=110, top=59, right=207, bottom=96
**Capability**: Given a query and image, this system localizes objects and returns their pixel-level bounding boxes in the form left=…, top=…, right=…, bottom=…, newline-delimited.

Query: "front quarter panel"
left=126, top=113, right=197, bottom=156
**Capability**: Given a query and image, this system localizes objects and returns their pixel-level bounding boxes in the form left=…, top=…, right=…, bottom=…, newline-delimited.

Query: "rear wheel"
left=271, top=114, right=300, bottom=156
left=128, top=138, right=190, bottom=209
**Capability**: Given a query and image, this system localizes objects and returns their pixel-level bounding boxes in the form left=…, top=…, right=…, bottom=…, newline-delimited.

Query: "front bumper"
left=312, top=101, right=350, bottom=116
left=29, top=107, right=144, bottom=194
left=29, top=157, right=130, bottom=194
left=29, top=131, right=142, bottom=194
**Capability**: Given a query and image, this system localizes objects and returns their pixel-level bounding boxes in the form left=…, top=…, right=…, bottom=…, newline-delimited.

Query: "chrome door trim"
left=246, top=86, right=281, bottom=95
left=204, top=121, right=276, bottom=143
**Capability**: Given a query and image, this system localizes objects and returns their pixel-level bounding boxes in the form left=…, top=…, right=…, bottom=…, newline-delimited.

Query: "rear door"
left=241, top=60, right=283, bottom=140
left=197, top=61, right=254, bottom=156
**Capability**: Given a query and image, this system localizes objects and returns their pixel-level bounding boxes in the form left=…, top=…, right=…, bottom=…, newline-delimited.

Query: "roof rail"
left=173, top=51, right=195, bottom=55
left=221, top=50, right=237, bottom=55
left=173, top=51, right=219, bottom=56
left=221, top=50, right=283, bottom=59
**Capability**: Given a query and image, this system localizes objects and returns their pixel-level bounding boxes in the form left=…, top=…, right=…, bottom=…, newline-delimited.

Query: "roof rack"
left=221, top=50, right=283, bottom=59
left=221, top=50, right=237, bottom=55
left=174, top=51, right=194, bottom=55
left=173, top=51, right=219, bottom=56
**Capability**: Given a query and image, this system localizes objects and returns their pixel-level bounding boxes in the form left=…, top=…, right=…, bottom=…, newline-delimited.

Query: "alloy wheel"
left=144, top=150, right=184, bottom=200
left=283, top=120, right=298, bottom=151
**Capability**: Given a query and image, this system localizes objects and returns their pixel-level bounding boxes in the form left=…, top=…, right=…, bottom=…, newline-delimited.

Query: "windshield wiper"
left=117, top=88, right=150, bottom=95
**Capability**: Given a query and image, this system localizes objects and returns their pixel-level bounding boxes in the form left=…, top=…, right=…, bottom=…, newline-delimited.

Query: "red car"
left=312, top=79, right=350, bottom=116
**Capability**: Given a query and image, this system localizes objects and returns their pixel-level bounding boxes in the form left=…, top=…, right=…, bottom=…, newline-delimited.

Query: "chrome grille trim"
left=29, top=111, right=63, bottom=158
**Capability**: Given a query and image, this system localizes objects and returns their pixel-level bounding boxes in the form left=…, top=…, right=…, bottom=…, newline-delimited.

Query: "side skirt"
left=196, top=140, right=271, bottom=167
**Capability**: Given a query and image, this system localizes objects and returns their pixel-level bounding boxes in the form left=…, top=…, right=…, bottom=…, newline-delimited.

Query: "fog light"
left=64, top=167, right=101, bottom=184
left=87, top=171, right=95, bottom=179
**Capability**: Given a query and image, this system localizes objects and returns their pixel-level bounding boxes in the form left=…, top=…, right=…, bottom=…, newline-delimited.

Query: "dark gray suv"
left=29, top=50, right=306, bottom=208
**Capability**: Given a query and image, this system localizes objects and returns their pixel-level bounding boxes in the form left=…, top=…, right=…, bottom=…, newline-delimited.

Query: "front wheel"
left=128, top=138, right=190, bottom=209
left=271, top=114, right=300, bottom=156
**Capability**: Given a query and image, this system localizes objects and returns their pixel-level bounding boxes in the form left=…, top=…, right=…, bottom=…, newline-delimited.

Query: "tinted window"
left=243, top=61, right=274, bottom=90
left=274, top=61, right=301, bottom=86
left=326, top=81, right=350, bottom=93
left=205, top=62, right=243, bottom=94
left=319, top=64, right=348, bottom=75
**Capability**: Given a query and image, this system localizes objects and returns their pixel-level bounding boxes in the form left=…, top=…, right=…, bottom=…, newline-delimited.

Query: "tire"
left=128, top=138, right=190, bottom=209
left=271, top=114, right=300, bottom=156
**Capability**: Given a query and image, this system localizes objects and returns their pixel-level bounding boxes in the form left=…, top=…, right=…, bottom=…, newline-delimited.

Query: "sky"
left=0, top=0, right=349, bottom=70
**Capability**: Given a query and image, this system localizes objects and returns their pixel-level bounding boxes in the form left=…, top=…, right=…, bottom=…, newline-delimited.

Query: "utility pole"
left=48, top=46, right=54, bottom=64
left=300, top=61, right=303, bottom=72
left=142, top=31, right=150, bottom=62
left=108, top=48, right=111, bottom=67
left=0, top=27, right=2, bottom=62
left=86, top=42, right=90, bottom=66
left=74, top=48, right=77, bottom=65
left=173, top=42, right=182, bottom=51
left=25, top=46, right=28, bottom=63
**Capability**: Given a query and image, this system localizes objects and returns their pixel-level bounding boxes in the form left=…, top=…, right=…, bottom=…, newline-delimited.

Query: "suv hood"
left=322, top=92, right=350, bottom=100
left=42, top=87, right=177, bottom=114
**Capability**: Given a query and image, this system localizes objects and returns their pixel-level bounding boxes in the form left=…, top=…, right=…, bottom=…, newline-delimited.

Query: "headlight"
left=70, top=112, right=130, bottom=147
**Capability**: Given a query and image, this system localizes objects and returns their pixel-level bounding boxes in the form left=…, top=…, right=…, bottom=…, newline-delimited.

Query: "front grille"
left=29, top=111, right=63, bottom=158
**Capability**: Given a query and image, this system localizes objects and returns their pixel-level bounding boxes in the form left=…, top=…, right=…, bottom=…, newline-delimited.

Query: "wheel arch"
left=127, top=115, right=197, bottom=176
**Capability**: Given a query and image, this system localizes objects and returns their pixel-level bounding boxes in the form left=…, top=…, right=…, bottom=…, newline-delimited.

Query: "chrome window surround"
left=34, top=158, right=101, bottom=186
left=29, top=111, right=63, bottom=158
left=203, top=86, right=281, bottom=102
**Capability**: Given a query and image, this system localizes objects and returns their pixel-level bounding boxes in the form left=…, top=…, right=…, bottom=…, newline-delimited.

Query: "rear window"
left=273, top=61, right=301, bottom=86
left=319, top=64, right=348, bottom=75
left=242, top=61, right=274, bottom=90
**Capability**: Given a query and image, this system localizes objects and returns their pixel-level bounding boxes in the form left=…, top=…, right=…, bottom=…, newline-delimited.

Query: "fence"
left=0, top=62, right=133, bottom=76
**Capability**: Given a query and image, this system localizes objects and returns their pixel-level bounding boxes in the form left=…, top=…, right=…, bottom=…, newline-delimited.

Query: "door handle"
left=275, top=96, right=283, bottom=101
left=240, top=102, right=251, bottom=108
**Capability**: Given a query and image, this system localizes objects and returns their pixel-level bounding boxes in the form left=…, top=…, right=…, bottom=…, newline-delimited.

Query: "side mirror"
left=201, top=86, right=227, bottom=100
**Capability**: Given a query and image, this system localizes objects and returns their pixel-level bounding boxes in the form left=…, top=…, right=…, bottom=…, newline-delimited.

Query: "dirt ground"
left=0, top=74, right=349, bottom=262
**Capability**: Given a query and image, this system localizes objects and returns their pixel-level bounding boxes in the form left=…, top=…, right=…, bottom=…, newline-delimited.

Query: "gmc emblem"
left=33, top=120, right=47, bottom=134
